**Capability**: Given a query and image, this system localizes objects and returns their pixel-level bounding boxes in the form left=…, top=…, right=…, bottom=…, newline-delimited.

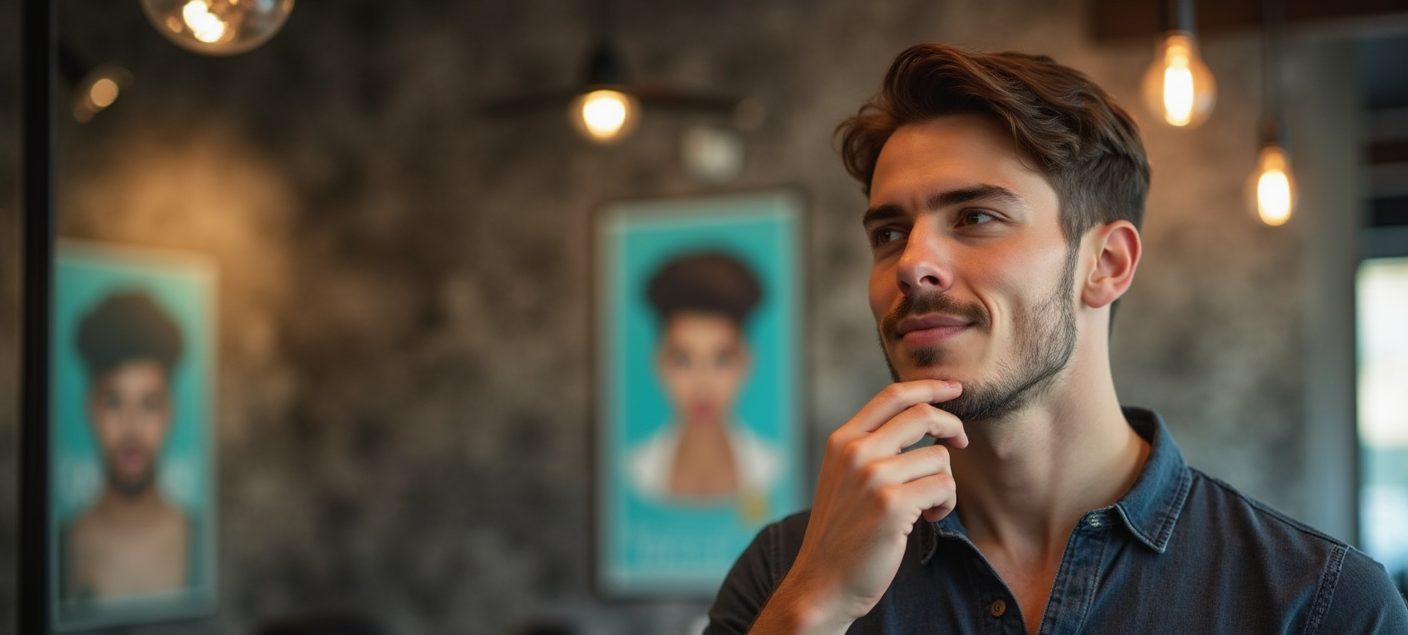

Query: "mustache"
left=115, top=439, right=153, bottom=456
left=881, top=292, right=990, bottom=340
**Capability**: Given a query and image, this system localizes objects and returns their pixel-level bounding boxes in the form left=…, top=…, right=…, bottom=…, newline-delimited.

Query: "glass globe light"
left=569, top=89, right=640, bottom=144
left=1141, top=32, right=1217, bottom=128
left=141, top=0, right=294, bottom=56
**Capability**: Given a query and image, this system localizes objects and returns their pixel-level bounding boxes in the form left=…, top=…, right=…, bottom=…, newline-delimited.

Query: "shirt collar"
left=920, top=407, right=1192, bottom=563
left=1110, top=406, right=1192, bottom=553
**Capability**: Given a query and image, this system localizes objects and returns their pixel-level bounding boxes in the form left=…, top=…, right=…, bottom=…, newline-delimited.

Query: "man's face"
left=865, top=113, right=1079, bottom=423
left=656, top=311, right=751, bottom=427
left=87, top=360, right=173, bottom=497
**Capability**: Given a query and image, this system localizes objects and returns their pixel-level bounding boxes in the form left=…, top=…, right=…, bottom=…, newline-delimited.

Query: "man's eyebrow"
left=861, top=204, right=906, bottom=225
left=927, top=184, right=1027, bottom=211
left=862, top=184, right=1029, bottom=225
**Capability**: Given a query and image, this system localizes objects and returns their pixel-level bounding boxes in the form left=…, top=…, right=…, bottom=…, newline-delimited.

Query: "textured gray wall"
left=0, top=0, right=1355, bottom=633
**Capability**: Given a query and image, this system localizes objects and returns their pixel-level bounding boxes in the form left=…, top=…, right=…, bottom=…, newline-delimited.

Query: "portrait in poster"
left=50, top=241, right=218, bottom=630
left=595, top=190, right=804, bottom=596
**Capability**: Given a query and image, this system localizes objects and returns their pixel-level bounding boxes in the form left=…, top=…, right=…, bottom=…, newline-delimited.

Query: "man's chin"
left=884, top=346, right=969, bottom=384
left=109, top=471, right=157, bottom=498
left=891, top=366, right=964, bottom=384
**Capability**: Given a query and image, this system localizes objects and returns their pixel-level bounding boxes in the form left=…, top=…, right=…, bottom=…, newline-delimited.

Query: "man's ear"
left=1081, top=220, right=1141, bottom=309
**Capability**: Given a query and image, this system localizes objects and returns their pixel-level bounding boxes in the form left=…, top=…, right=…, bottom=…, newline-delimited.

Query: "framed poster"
left=51, top=240, right=218, bottom=630
left=595, top=190, right=805, bottom=596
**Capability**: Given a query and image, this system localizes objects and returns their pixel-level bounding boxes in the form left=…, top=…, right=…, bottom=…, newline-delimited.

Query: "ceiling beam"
left=1089, top=0, right=1408, bottom=42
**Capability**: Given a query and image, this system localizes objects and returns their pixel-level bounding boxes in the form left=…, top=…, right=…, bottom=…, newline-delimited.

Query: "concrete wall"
left=0, top=0, right=1359, bottom=633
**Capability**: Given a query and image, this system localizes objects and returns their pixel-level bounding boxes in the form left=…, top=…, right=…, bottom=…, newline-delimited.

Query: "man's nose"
left=895, top=220, right=953, bottom=294
left=116, top=403, right=144, bottom=429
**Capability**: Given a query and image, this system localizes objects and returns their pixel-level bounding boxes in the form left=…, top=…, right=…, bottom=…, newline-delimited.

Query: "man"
left=64, top=291, right=192, bottom=601
left=706, top=44, right=1408, bottom=634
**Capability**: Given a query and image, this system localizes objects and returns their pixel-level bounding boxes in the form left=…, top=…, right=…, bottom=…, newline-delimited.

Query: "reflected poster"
left=51, top=241, right=218, bottom=630
left=595, top=190, right=804, bottom=596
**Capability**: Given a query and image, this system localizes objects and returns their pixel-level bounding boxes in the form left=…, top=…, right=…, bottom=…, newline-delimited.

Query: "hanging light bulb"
left=1141, top=32, right=1217, bottom=128
left=140, top=0, right=294, bottom=56
left=1249, top=0, right=1293, bottom=226
left=1251, top=143, right=1294, bottom=225
left=73, top=64, right=134, bottom=123
left=58, top=44, right=133, bottom=123
left=569, top=88, right=640, bottom=144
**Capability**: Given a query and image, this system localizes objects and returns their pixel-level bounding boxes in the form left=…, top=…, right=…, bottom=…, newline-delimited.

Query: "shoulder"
left=1179, top=467, right=1350, bottom=571
left=1315, top=547, right=1408, bottom=633
left=66, top=504, right=108, bottom=554
left=742, top=510, right=811, bottom=578
left=628, top=426, right=678, bottom=497
left=1180, top=469, right=1408, bottom=631
left=154, top=496, right=191, bottom=539
left=707, top=511, right=811, bottom=635
left=1184, top=468, right=1345, bottom=551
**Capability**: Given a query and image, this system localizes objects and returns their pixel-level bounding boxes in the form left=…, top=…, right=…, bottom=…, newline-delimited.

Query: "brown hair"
left=838, top=43, right=1151, bottom=244
left=77, top=291, right=184, bottom=378
left=647, top=252, right=762, bottom=327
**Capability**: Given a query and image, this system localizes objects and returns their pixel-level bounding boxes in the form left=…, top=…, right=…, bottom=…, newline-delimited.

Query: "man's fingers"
left=869, top=403, right=968, bottom=451
left=831, top=401, right=967, bottom=472
left=841, top=380, right=964, bottom=437
left=856, top=444, right=952, bottom=491
left=897, top=473, right=958, bottom=523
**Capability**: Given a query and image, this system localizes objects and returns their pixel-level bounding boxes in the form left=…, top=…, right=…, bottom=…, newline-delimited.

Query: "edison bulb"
left=1249, top=144, right=1295, bottom=226
left=1141, top=32, right=1217, bottom=128
left=141, top=0, right=294, bottom=56
left=73, top=64, right=133, bottom=123
left=569, top=89, right=640, bottom=144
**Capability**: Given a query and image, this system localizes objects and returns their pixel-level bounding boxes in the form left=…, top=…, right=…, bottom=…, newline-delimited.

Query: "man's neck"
left=947, top=342, right=1149, bottom=559
left=92, top=483, right=171, bottom=528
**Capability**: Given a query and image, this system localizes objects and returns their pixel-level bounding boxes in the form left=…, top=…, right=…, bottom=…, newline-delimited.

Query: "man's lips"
left=895, top=313, right=974, bottom=344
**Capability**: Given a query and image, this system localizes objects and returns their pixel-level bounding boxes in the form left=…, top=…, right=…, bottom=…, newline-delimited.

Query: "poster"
left=595, top=190, right=804, bottom=596
left=51, top=240, right=218, bottom=630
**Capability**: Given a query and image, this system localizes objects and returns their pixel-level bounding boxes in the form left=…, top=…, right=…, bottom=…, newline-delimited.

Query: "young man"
left=706, top=44, right=1408, bottom=635
left=64, top=291, right=192, bottom=601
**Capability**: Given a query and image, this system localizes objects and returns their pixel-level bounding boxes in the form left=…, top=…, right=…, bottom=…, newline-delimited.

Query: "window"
left=1357, top=257, right=1408, bottom=592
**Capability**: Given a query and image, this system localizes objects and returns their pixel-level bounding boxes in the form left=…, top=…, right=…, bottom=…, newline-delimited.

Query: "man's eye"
left=870, top=227, right=906, bottom=246
left=670, top=352, right=692, bottom=369
left=957, top=211, right=996, bottom=227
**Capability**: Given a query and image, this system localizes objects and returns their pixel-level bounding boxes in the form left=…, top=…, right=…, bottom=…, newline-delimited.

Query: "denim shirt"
left=706, top=408, right=1408, bottom=634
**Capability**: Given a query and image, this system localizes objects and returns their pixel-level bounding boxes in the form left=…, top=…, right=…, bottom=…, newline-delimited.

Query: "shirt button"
left=990, top=599, right=1007, bottom=617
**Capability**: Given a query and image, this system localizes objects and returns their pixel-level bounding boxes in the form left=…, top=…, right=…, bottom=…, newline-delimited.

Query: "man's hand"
left=749, top=380, right=967, bottom=635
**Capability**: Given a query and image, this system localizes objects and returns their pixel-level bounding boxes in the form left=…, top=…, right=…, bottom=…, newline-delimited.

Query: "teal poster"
left=51, top=241, right=218, bottom=630
left=595, top=191, right=804, bottom=596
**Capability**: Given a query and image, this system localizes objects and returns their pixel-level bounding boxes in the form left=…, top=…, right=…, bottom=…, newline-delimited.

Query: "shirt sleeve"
left=1315, top=548, right=1408, bottom=634
left=706, top=512, right=810, bottom=635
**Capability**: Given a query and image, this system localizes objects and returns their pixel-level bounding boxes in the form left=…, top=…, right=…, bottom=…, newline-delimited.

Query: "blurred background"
left=1, top=0, right=1406, bottom=633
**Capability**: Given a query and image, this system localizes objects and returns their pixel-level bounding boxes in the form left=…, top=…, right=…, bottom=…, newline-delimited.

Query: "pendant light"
left=484, top=0, right=752, bottom=145
left=140, top=0, right=294, bottom=56
left=1141, top=0, right=1217, bottom=128
left=566, top=37, right=640, bottom=144
left=58, top=43, right=132, bottom=123
left=1249, top=0, right=1295, bottom=226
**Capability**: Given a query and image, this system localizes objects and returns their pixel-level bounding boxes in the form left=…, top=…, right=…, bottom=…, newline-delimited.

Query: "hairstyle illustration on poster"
left=595, top=190, right=805, bottom=596
left=50, top=241, right=218, bottom=630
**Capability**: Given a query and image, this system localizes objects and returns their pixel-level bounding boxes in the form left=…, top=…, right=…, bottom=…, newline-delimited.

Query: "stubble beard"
left=881, top=246, right=1080, bottom=424
left=106, top=448, right=157, bottom=499
left=109, top=472, right=156, bottom=499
